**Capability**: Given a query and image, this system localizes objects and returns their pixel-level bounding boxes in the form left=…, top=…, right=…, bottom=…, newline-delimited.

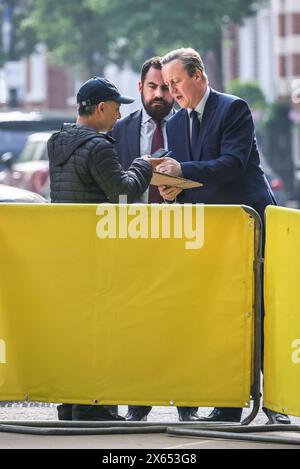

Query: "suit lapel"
left=195, top=89, right=219, bottom=159
left=126, top=110, right=141, bottom=158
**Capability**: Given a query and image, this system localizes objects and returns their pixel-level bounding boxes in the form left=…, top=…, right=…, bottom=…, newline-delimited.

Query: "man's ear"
left=138, top=80, right=143, bottom=95
left=194, top=69, right=203, bottom=82
left=97, top=102, right=105, bottom=114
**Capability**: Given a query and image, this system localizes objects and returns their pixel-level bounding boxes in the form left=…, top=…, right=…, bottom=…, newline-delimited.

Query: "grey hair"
left=161, top=48, right=208, bottom=80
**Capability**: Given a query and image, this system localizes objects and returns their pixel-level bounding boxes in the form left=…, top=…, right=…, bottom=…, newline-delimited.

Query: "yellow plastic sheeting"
left=0, top=204, right=254, bottom=408
left=264, top=206, right=300, bottom=417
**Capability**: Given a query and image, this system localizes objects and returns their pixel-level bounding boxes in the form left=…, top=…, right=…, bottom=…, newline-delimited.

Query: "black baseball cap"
left=77, top=77, right=135, bottom=106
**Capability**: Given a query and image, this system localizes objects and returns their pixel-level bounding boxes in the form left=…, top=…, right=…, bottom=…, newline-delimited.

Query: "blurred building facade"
left=0, top=44, right=75, bottom=110
left=0, top=45, right=140, bottom=117
left=223, top=0, right=300, bottom=198
left=223, top=0, right=300, bottom=101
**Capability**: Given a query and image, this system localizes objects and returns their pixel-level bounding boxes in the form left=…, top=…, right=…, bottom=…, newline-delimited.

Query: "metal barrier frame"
left=240, top=206, right=263, bottom=425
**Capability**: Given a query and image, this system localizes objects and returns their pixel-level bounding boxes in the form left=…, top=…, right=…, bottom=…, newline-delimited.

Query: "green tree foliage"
left=6, top=0, right=264, bottom=77
left=87, top=0, right=262, bottom=69
left=0, top=0, right=37, bottom=62
left=20, top=0, right=113, bottom=75
left=227, top=80, right=266, bottom=108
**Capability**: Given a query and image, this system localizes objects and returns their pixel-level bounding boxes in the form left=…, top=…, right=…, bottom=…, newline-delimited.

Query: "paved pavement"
left=0, top=431, right=299, bottom=450
left=0, top=403, right=299, bottom=449
left=0, top=403, right=299, bottom=426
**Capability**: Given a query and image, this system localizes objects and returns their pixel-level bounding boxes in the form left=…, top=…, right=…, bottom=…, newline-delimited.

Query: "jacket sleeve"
left=181, top=100, right=255, bottom=183
left=88, top=141, right=152, bottom=203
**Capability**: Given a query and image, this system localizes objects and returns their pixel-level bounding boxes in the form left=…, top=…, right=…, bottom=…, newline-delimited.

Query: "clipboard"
left=150, top=171, right=203, bottom=189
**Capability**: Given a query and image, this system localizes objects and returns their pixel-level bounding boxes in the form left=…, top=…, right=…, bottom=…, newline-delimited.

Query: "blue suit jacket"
left=112, top=109, right=176, bottom=170
left=166, top=89, right=275, bottom=218
left=111, top=110, right=142, bottom=170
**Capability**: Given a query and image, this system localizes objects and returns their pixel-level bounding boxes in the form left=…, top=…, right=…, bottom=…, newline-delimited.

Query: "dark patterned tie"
left=149, top=120, right=164, bottom=203
left=191, top=110, right=200, bottom=160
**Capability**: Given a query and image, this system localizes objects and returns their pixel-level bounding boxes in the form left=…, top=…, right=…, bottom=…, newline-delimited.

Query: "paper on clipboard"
left=150, top=171, right=203, bottom=189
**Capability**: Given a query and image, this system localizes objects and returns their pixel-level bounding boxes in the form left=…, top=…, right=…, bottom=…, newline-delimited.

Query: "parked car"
left=0, top=132, right=51, bottom=199
left=260, top=155, right=287, bottom=207
left=0, top=184, right=47, bottom=203
left=0, top=110, right=74, bottom=171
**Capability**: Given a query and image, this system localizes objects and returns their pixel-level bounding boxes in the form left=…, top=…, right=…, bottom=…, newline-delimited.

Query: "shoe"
left=199, top=407, right=242, bottom=423
left=57, top=403, right=73, bottom=421
left=72, top=404, right=125, bottom=421
left=126, top=406, right=151, bottom=421
left=263, top=407, right=291, bottom=425
left=177, top=407, right=200, bottom=421
left=125, top=408, right=149, bottom=422
left=125, top=410, right=149, bottom=421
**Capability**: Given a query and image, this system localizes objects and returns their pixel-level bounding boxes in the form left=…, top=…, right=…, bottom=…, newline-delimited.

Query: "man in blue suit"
left=156, top=48, right=290, bottom=425
left=112, top=57, right=181, bottom=203
left=156, top=48, right=275, bottom=222
left=112, top=57, right=198, bottom=422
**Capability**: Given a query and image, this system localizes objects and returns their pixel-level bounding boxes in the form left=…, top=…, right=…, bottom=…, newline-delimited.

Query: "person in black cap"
left=49, top=76, right=154, bottom=205
left=48, top=77, right=156, bottom=421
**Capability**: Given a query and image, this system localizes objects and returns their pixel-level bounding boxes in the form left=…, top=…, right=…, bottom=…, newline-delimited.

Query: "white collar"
left=188, top=86, right=210, bottom=118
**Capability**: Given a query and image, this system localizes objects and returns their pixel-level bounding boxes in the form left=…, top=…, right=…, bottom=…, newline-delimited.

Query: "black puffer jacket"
left=48, top=123, right=152, bottom=203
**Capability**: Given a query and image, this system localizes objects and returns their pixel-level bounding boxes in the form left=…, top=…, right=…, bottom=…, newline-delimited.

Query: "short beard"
left=142, top=94, right=173, bottom=122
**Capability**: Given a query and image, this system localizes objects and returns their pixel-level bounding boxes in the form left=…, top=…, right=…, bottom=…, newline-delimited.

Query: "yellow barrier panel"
left=0, top=204, right=254, bottom=408
left=264, top=206, right=300, bottom=418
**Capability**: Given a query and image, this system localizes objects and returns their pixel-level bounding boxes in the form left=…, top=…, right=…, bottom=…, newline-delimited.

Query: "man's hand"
left=155, top=157, right=183, bottom=177
left=159, top=185, right=183, bottom=201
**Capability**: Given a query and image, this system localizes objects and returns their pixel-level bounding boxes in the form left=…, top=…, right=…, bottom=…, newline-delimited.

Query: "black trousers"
left=127, top=405, right=198, bottom=419
left=57, top=404, right=121, bottom=421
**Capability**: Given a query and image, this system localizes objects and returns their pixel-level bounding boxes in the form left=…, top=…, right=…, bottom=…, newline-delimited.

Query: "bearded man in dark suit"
left=112, top=57, right=198, bottom=422
left=112, top=57, right=180, bottom=204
